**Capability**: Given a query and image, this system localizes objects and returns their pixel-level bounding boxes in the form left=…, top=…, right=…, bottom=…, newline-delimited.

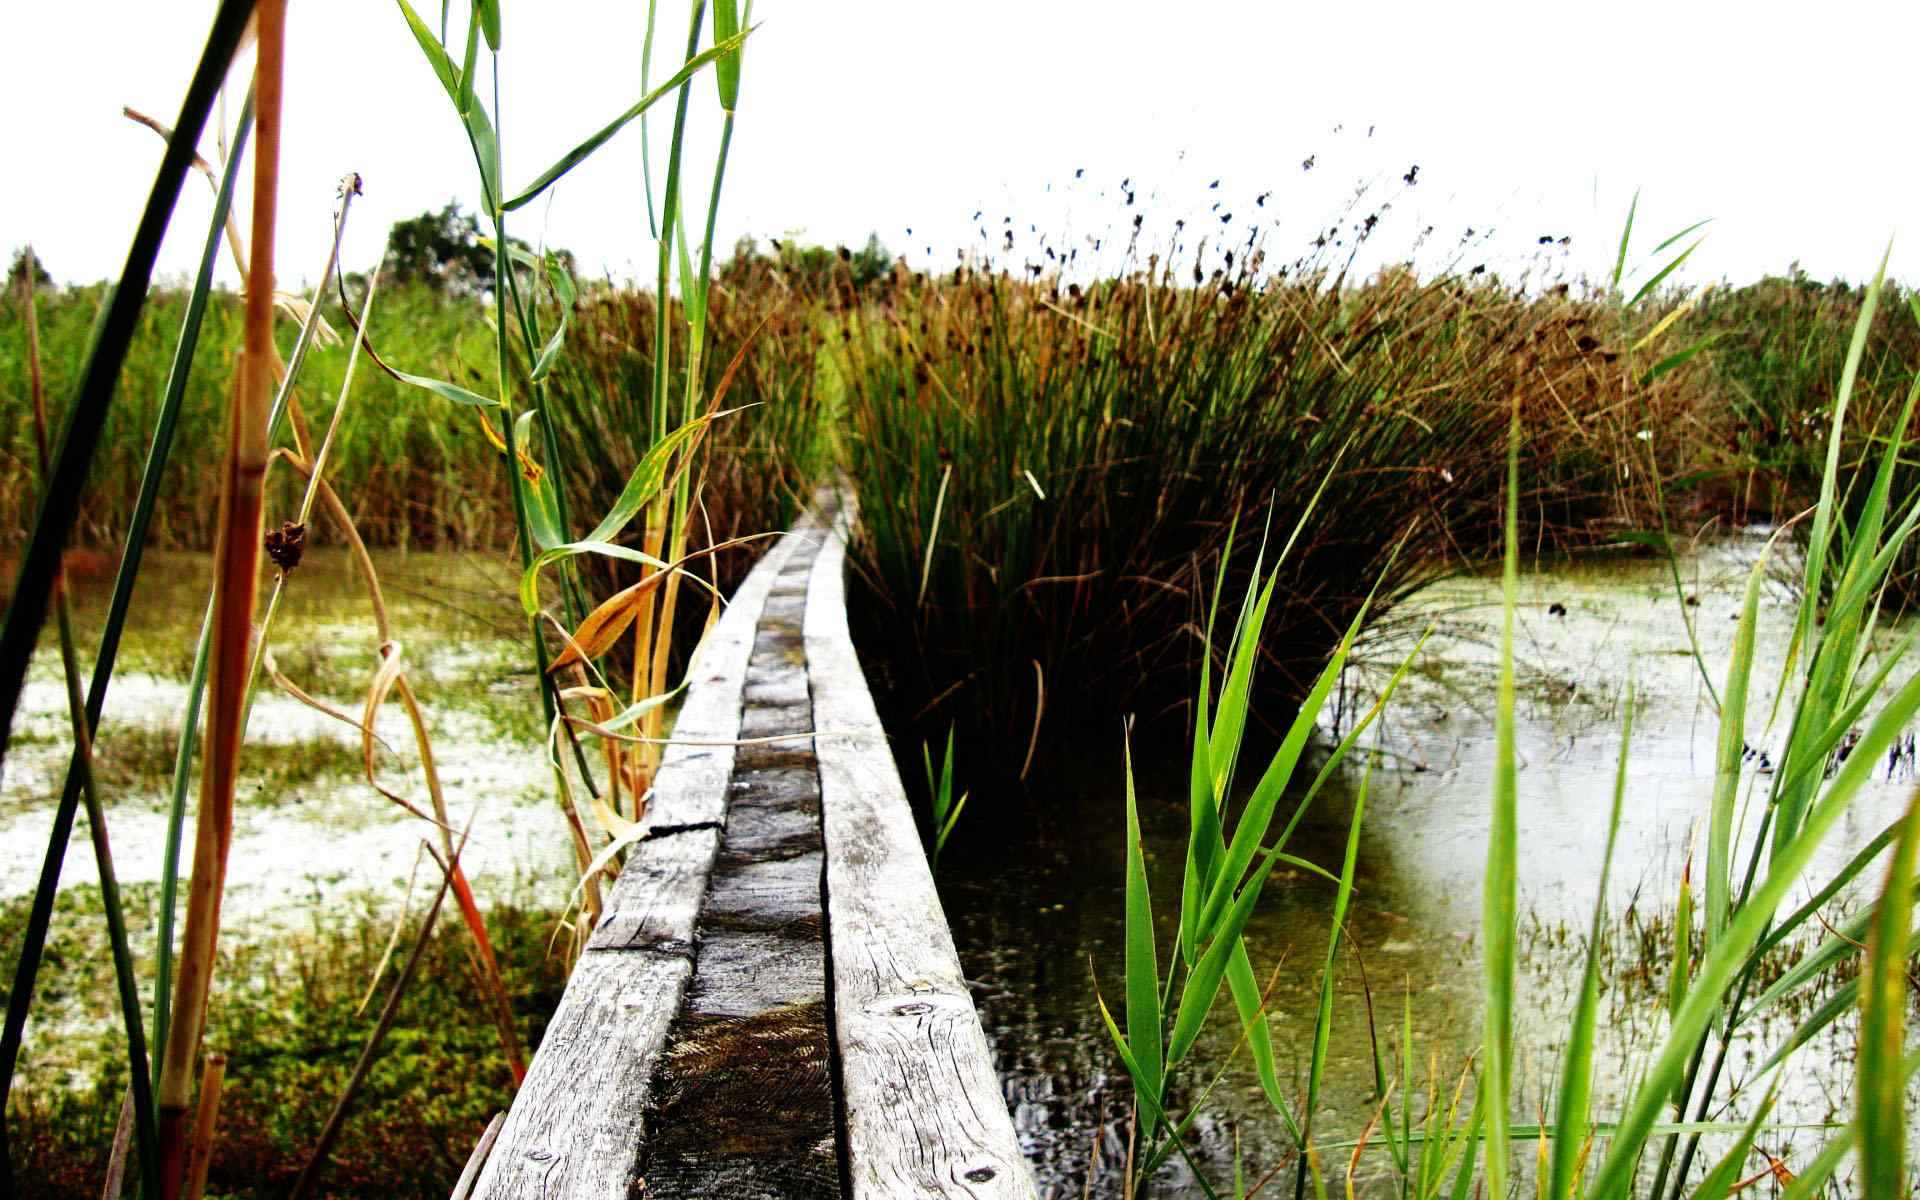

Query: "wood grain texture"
left=468, top=949, right=691, bottom=1199
left=642, top=530, right=805, bottom=830
left=806, top=496, right=1036, bottom=1199
left=639, top=522, right=837, bottom=1198
left=472, top=525, right=800, bottom=1200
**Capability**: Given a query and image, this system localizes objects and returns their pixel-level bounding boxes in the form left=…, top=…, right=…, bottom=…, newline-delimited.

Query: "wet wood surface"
left=470, top=532, right=798, bottom=1200
left=638, top=526, right=840, bottom=1197
left=470, top=495, right=1031, bottom=1198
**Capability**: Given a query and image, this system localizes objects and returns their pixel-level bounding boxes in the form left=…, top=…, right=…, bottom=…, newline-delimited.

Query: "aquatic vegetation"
left=1098, top=494, right=1429, bottom=1194
left=4, top=890, right=568, bottom=1199
left=920, top=722, right=969, bottom=866
left=831, top=240, right=1695, bottom=746
left=1695, top=270, right=1920, bottom=598
left=1101, top=249, right=1920, bottom=1198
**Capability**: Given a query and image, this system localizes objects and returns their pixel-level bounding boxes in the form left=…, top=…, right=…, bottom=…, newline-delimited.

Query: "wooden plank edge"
left=472, top=522, right=814, bottom=1199
left=805, top=491, right=1036, bottom=1199
left=469, top=950, right=691, bottom=1200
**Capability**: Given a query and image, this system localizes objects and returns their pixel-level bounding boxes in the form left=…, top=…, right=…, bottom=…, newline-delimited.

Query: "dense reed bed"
left=1697, top=272, right=1920, bottom=593
left=1103, top=255, right=1920, bottom=1197
left=0, top=265, right=820, bottom=556
left=832, top=256, right=1695, bottom=738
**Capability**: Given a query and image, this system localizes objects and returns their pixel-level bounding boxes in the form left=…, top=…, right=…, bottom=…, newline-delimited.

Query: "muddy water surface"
left=939, top=535, right=1918, bottom=1197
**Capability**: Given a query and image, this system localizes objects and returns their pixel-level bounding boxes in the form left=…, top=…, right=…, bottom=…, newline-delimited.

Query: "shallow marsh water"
left=938, top=534, right=1920, bottom=1197
left=6, top=536, right=1916, bottom=1195
left=0, top=547, right=571, bottom=1083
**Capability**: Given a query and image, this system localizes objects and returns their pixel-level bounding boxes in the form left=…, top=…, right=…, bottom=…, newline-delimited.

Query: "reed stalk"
left=182, top=1052, right=226, bottom=1200
left=151, top=179, right=355, bottom=1101
left=156, top=5, right=285, bottom=1193
left=0, top=0, right=256, bottom=763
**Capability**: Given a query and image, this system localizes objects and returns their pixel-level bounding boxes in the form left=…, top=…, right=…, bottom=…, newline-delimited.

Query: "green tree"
left=7, top=246, right=54, bottom=293
left=382, top=201, right=494, bottom=293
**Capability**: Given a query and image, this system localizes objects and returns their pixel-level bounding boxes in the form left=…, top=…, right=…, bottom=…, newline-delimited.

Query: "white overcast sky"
left=5, top=2, right=1917, bottom=293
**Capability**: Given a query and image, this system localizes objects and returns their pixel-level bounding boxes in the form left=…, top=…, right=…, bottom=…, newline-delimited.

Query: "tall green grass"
left=0, top=281, right=505, bottom=549
left=1100, top=494, right=1429, bottom=1196
left=832, top=255, right=1692, bottom=744
left=1, top=0, right=759, bottom=1191
left=1106, top=250, right=1920, bottom=1199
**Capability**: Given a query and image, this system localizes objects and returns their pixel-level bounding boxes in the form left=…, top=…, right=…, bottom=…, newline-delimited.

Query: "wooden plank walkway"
left=468, top=495, right=1032, bottom=1200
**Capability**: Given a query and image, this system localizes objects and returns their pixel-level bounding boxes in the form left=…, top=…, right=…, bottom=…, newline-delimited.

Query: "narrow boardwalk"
left=640, top=536, right=837, bottom=1195
left=467, top=496, right=1032, bottom=1199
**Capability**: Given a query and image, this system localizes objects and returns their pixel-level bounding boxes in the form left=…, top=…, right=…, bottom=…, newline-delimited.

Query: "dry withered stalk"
left=182, top=1052, right=227, bottom=1200
left=156, top=4, right=285, bottom=1194
left=255, top=255, right=528, bottom=1080
left=267, top=436, right=530, bottom=1080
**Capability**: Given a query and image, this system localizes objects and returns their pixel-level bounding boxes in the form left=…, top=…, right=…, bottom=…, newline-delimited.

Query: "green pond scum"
left=2, top=887, right=567, bottom=1199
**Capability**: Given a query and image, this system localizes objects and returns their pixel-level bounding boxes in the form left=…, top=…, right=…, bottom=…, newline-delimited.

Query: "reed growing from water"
left=1105, top=248, right=1920, bottom=1198
left=832, top=249, right=1695, bottom=746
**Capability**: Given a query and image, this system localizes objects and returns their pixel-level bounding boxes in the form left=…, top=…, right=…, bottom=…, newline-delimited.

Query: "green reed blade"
left=501, top=29, right=749, bottom=213
left=52, top=598, right=160, bottom=1200
left=1857, top=781, right=1920, bottom=1194
left=1302, top=752, right=1370, bottom=1160
left=475, top=0, right=501, bottom=48
left=1799, top=246, right=1889, bottom=644
left=395, top=0, right=502, bottom=208
left=711, top=0, right=742, bottom=108
left=1167, top=846, right=1285, bottom=1068
left=1196, top=599, right=1372, bottom=942
left=1648, top=218, right=1714, bottom=257
left=0, top=0, right=256, bottom=767
left=1122, top=733, right=1164, bottom=1110
left=1610, top=190, right=1639, bottom=294
left=1225, top=940, right=1299, bottom=1144
left=1683, top=1086, right=1775, bottom=1200
left=1628, top=237, right=1707, bottom=308
left=1708, top=553, right=1766, bottom=953
left=1590, top=660, right=1920, bottom=1198
left=455, top=0, right=480, bottom=116
left=1481, top=398, right=1520, bottom=1200
left=1546, top=679, right=1631, bottom=1200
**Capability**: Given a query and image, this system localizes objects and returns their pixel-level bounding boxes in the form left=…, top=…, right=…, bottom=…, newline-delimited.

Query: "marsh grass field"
left=8, top=4, right=1920, bottom=1197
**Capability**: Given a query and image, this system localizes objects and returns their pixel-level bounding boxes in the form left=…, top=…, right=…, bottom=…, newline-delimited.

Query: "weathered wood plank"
left=587, top=825, right=720, bottom=953
left=642, top=529, right=805, bottom=830
left=471, top=525, right=802, bottom=1200
left=639, top=524, right=838, bottom=1198
left=468, top=949, right=691, bottom=1198
left=806, top=497, right=1035, bottom=1199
